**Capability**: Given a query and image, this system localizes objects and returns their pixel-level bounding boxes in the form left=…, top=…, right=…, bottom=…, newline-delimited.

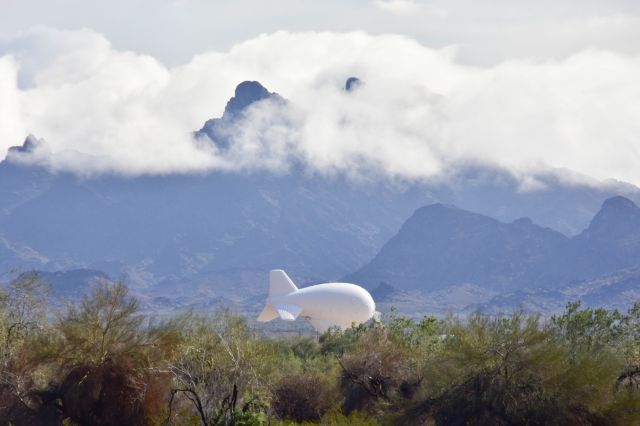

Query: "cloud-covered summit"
left=223, top=81, right=280, bottom=116
left=1, top=28, right=639, bottom=184
left=195, top=81, right=285, bottom=153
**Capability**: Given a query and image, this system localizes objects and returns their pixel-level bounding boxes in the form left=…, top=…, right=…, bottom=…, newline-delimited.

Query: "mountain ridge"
left=347, top=196, right=640, bottom=296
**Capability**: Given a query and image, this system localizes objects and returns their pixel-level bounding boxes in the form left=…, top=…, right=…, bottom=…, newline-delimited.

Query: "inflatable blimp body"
left=257, top=269, right=378, bottom=332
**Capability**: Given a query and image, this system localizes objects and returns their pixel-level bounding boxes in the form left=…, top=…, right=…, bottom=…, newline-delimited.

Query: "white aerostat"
left=257, top=269, right=378, bottom=332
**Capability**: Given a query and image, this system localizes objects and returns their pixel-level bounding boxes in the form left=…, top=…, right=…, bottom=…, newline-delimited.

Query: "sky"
left=2, top=0, right=640, bottom=65
left=0, top=0, right=639, bottom=184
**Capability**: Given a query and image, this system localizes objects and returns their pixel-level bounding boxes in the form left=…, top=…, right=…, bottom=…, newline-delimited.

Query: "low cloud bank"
left=0, top=28, right=639, bottom=184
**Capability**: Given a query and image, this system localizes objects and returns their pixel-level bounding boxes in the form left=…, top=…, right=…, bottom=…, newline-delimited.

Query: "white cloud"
left=2, top=0, right=640, bottom=66
left=374, top=0, right=419, bottom=14
left=0, top=56, right=26, bottom=150
left=1, top=28, right=640, bottom=186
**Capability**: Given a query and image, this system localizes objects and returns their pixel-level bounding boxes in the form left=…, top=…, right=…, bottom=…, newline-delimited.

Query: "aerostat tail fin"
left=257, top=301, right=302, bottom=322
left=257, top=302, right=279, bottom=322
left=257, top=270, right=300, bottom=323
left=269, top=269, right=298, bottom=296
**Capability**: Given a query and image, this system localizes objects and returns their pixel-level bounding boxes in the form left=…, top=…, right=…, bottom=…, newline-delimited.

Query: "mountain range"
left=350, top=196, right=640, bottom=315
left=2, top=80, right=640, bottom=316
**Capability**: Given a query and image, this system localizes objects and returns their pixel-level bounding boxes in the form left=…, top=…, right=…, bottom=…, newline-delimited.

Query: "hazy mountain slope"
left=0, top=154, right=53, bottom=216
left=346, top=203, right=570, bottom=291
left=37, top=269, right=110, bottom=298
left=0, top=167, right=430, bottom=283
left=0, top=235, right=50, bottom=271
left=465, top=267, right=640, bottom=316
left=347, top=196, right=640, bottom=296
left=571, top=196, right=640, bottom=276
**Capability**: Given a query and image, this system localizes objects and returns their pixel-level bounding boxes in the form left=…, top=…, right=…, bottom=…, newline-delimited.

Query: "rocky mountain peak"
left=584, top=195, right=640, bottom=237
left=5, top=135, right=50, bottom=165
left=195, top=81, right=282, bottom=148
left=600, top=195, right=639, bottom=213
left=8, top=134, right=42, bottom=155
left=224, top=81, right=275, bottom=116
left=345, top=76, right=362, bottom=92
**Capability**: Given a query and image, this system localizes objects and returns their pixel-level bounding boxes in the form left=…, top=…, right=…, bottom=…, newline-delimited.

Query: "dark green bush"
left=272, top=373, right=337, bottom=422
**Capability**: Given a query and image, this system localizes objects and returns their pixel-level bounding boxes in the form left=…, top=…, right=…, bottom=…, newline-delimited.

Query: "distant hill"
left=347, top=197, right=640, bottom=292
left=571, top=196, right=640, bottom=275
left=346, top=196, right=640, bottom=314
left=346, top=203, right=569, bottom=291
left=467, top=267, right=640, bottom=316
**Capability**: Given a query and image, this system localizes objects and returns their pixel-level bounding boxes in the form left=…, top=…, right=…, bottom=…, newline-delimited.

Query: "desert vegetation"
left=1, top=272, right=640, bottom=425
